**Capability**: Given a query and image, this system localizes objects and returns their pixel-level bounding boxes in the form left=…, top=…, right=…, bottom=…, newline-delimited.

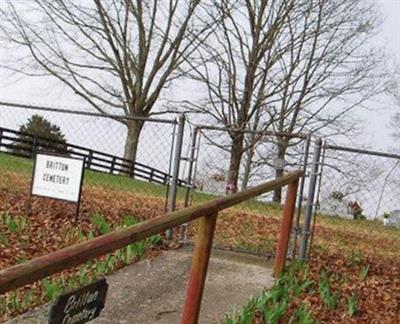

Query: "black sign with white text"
left=48, top=279, right=108, bottom=324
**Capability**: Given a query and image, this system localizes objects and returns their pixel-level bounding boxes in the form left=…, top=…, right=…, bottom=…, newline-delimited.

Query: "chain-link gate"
left=182, top=124, right=311, bottom=258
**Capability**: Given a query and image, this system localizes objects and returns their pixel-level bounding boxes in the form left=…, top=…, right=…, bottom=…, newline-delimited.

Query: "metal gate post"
left=291, top=133, right=311, bottom=258
left=308, top=139, right=327, bottom=259
left=181, top=212, right=218, bottom=324
left=166, top=114, right=185, bottom=240
left=299, top=137, right=322, bottom=261
left=184, top=127, right=199, bottom=208
left=179, top=127, right=200, bottom=242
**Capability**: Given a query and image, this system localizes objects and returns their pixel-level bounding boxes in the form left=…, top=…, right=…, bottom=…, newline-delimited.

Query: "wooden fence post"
left=181, top=212, right=218, bottom=324
left=273, top=179, right=299, bottom=277
left=129, top=161, right=135, bottom=178
left=31, top=135, right=38, bottom=158
left=87, top=150, right=93, bottom=169
left=110, top=156, right=116, bottom=174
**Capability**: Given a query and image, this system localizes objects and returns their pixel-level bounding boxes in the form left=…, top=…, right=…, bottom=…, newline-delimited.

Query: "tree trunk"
left=226, top=132, right=244, bottom=194
left=241, top=105, right=264, bottom=191
left=123, top=119, right=144, bottom=166
left=272, top=144, right=287, bottom=203
left=241, top=145, right=255, bottom=191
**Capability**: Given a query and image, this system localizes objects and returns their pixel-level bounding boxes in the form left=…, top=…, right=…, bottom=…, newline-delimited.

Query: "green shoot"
left=319, top=271, right=338, bottom=310
left=347, top=294, right=358, bottom=317
left=359, top=265, right=369, bottom=281
left=90, top=212, right=111, bottom=235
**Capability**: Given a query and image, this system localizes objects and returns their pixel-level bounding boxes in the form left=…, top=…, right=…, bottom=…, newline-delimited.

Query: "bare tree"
left=183, top=0, right=295, bottom=193
left=186, top=0, right=389, bottom=199
left=392, top=112, right=400, bottom=139
left=389, top=77, right=400, bottom=140
left=0, top=0, right=214, bottom=162
left=260, top=0, right=391, bottom=202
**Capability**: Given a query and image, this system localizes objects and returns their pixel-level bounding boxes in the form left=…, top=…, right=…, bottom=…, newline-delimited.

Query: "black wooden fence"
left=0, top=127, right=188, bottom=187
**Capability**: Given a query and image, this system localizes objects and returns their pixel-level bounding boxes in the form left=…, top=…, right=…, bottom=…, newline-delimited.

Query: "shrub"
left=12, top=114, right=68, bottom=155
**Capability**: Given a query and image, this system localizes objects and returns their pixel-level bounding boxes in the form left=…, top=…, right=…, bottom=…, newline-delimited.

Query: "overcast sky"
left=361, top=0, right=399, bottom=151
left=0, top=0, right=399, bottom=151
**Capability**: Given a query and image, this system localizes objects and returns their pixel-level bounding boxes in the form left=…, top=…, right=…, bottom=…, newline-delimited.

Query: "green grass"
left=0, top=153, right=33, bottom=175
left=0, top=213, right=28, bottom=233
left=0, top=152, right=170, bottom=198
left=2, top=152, right=398, bottom=245
left=1, top=152, right=399, bottom=232
left=0, top=152, right=280, bottom=214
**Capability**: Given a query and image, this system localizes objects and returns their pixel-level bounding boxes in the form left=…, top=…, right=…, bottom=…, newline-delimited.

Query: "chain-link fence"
left=0, top=102, right=189, bottom=220
left=317, top=143, right=400, bottom=222
left=1, top=101, right=398, bottom=258
left=296, top=140, right=400, bottom=261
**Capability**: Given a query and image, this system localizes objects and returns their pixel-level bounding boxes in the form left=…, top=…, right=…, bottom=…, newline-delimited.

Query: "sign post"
left=48, top=279, right=108, bottom=324
left=29, top=153, right=85, bottom=221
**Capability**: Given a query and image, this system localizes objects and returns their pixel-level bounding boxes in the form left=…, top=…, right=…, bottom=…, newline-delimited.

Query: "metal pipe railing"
left=0, top=170, right=303, bottom=324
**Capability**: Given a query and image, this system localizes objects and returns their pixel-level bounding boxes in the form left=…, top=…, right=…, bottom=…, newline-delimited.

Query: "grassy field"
left=0, top=152, right=399, bottom=322
left=0, top=153, right=172, bottom=197
left=0, top=153, right=275, bottom=212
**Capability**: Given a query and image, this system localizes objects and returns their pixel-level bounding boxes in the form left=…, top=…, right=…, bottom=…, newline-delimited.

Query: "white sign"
left=32, top=154, right=84, bottom=202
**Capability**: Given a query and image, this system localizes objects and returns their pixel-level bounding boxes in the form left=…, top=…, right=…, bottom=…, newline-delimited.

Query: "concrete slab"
left=8, top=247, right=274, bottom=324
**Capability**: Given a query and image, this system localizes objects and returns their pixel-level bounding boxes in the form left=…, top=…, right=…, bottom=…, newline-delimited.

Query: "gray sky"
left=361, top=0, right=400, bottom=151
left=0, top=0, right=399, bottom=151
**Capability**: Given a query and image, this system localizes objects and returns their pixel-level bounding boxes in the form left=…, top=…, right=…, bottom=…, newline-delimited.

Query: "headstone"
left=384, top=210, right=400, bottom=229
left=319, top=197, right=349, bottom=218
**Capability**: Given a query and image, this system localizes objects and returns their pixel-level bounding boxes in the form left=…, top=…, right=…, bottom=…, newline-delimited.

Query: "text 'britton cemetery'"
left=31, top=153, right=84, bottom=202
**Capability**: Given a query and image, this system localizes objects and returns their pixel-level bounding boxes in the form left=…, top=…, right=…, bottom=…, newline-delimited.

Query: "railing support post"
left=273, top=179, right=299, bottom=277
left=181, top=212, right=217, bottom=324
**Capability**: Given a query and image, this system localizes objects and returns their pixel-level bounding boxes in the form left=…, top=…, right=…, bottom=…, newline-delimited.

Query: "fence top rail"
left=0, top=170, right=303, bottom=294
left=0, top=101, right=177, bottom=125
left=0, top=126, right=180, bottom=182
left=324, top=143, right=400, bottom=160
left=195, top=124, right=309, bottom=139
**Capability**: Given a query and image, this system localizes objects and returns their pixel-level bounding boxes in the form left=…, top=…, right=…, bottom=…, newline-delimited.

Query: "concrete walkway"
left=8, top=247, right=274, bottom=324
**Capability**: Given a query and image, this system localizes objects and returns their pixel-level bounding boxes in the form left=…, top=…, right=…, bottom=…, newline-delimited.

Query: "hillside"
left=0, top=153, right=399, bottom=322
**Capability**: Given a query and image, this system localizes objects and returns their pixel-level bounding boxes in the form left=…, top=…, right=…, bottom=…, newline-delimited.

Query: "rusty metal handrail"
left=0, top=170, right=303, bottom=324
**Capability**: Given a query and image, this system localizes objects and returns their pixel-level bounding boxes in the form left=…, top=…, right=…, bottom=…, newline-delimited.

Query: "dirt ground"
left=7, top=247, right=274, bottom=324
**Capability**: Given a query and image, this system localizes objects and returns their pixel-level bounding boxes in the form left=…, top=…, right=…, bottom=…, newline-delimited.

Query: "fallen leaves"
left=1, top=170, right=400, bottom=322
